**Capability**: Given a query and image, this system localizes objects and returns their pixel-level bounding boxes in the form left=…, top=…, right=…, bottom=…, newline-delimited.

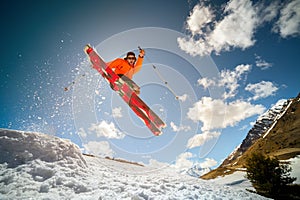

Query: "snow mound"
left=0, top=129, right=269, bottom=199
left=0, top=129, right=87, bottom=168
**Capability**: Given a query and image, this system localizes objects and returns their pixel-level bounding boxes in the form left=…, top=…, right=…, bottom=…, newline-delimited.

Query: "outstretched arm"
left=133, top=49, right=145, bottom=75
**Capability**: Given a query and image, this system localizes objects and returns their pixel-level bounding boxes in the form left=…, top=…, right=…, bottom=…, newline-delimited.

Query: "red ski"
left=84, top=45, right=166, bottom=136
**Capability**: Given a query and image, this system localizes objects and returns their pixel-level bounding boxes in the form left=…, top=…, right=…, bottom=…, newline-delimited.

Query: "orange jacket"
left=107, top=56, right=144, bottom=79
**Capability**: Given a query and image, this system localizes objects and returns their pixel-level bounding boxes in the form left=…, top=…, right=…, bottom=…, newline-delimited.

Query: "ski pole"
left=138, top=46, right=179, bottom=100
left=64, top=74, right=85, bottom=91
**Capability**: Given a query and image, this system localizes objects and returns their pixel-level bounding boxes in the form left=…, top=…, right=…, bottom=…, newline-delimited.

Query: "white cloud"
left=239, top=125, right=249, bottom=131
left=172, top=153, right=218, bottom=173
left=250, top=121, right=256, bottom=127
left=186, top=3, right=215, bottom=36
left=235, top=64, right=252, bottom=76
left=273, top=0, right=300, bottom=38
left=245, top=81, right=279, bottom=100
left=177, top=37, right=211, bottom=57
left=208, top=0, right=258, bottom=52
left=178, top=0, right=259, bottom=56
left=220, top=64, right=251, bottom=99
left=198, top=64, right=251, bottom=99
left=148, top=159, right=169, bottom=169
left=187, top=97, right=265, bottom=131
left=112, top=107, right=122, bottom=118
left=255, top=55, right=272, bottom=70
left=172, top=152, right=194, bottom=172
left=199, top=158, right=218, bottom=168
left=197, top=77, right=216, bottom=89
left=178, top=0, right=299, bottom=57
left=89, top=121, right=125, bottom=139
left=170, top=121, right=191, bottom=132
left=187, top=131, right=221, bottom=149
left=83, top=141, right=114, bottom=157
left=256, top=1, right=281, bottom=23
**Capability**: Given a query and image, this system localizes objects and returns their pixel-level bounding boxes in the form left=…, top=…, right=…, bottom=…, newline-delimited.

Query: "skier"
left=84, top=45, right=166, bottom=135
left=107, top=49, right=145, bottom=94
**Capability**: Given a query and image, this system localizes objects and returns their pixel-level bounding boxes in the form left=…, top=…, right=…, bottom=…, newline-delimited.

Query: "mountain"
left=0, top=129, right=268, bottom=199
left=202, top=93, right=300, bottom=180
left=222, top=98, right=290, bottom=166
left=186, top=164, right=211, bottom=178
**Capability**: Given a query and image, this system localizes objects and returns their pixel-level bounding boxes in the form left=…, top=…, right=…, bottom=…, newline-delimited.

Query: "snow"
left=257, top=99, right=287, bottom=123
left=287, top=156, right=300, bottom=184
left=209, top=171, right=253, bottom=191
left=262, top=99, right=291, bottom=138
left=227, top=144, right=241, bottom=161
left=0, top=129, right=269, bottom=199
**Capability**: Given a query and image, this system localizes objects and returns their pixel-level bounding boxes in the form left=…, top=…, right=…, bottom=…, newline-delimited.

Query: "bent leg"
left=118, top=74, right=140, bottom=94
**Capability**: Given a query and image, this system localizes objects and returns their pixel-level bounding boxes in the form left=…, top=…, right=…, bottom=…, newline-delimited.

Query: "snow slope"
left=209, top=171, right=253, bottom=190
left=0, top=129, right=268, bottom=199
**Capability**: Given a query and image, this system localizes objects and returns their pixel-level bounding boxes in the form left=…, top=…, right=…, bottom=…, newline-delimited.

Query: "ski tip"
left=155, top=125, right=167, bottom=136
left=153, top=123, right=166, bottom=136
left=156, top=131, right=163, bottom=136
left=84, top=44, right=93, bottom=54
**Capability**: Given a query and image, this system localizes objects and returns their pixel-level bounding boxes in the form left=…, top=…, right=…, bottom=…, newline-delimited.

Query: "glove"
left=139, top=49, right=145, bottom=58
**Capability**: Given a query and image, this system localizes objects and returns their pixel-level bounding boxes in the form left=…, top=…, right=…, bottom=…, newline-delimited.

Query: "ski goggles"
left=126, top=56, right=136, bottom=61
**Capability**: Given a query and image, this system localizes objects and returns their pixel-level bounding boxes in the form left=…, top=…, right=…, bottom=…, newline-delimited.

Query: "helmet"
left=124, top=52, right=136, bottom=61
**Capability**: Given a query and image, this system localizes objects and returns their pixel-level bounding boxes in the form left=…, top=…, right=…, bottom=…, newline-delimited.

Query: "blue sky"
left=1, top=0, right=299, bottom=170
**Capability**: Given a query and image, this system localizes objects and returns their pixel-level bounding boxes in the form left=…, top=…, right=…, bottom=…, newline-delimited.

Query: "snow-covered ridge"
left=258, top=98, right=287, bottom=126
left=0, top=129, right=268, bottom=199
left=223, top=99, right=289, bottom=165
left=262, top=99, right=293, bottom=138
left=227, top=144, right=241, bottom=162
left=253, top=99, right=288, bottom=137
